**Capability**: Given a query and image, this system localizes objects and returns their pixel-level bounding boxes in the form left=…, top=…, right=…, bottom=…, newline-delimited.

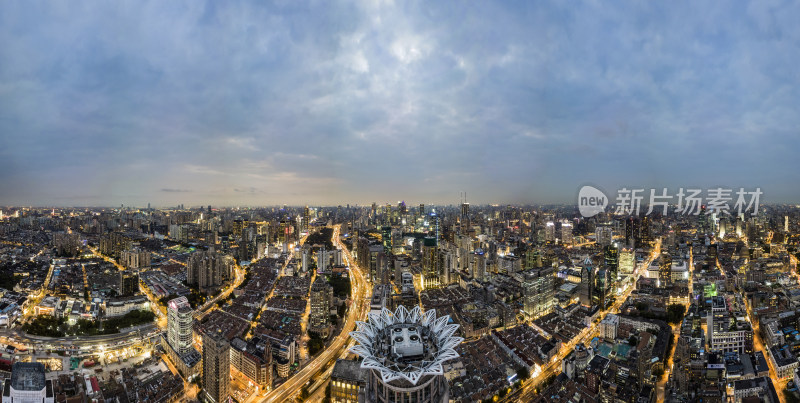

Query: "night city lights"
left=2, top=2, right=800, bottom=403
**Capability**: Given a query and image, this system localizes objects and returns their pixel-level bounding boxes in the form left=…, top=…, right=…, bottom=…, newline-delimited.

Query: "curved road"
left=255, top=225, right=369, bottom=403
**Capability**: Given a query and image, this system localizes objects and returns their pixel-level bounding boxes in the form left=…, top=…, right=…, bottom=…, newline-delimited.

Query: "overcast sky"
left=1, top=1, right=799, bottom=207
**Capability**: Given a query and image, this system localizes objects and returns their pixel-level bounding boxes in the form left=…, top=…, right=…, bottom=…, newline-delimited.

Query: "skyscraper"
left=593, top=268, right=610, bottom=308
left=545, top=222, right=555, bottom=242
left=422, top=237, right=440, bottom=289
left=164, top=296, right=201, bottom=379
left=302, top=206, right=310, bottom=233
left=471, top=249, right=486, bottom=282
left=167, top=296, right=193, bottom=356
left=381, top=226, right=392, bottom=255
left=119, top=271, right=139, bottom=297
left=619, top=247, right=635, bottom=276
left=658, top=253, right=672, bottom=288
left=604, top=244, right=619, bottom=284
left=460, top=202, right=470, bottom=232
left=624, top=217, right=637, bottom=247
left=522, top=266, right=555, bottom=320
left=580, top=258, right=594, bottom=307
left=596, top=226, right=613, bottom=247
left=640, top=215, right=651, bottom=244
left=202, top=329, right=230, bottom=403
left=309, top=276, right=333, bottom=338
left=561, top=222, right=573, bottom=245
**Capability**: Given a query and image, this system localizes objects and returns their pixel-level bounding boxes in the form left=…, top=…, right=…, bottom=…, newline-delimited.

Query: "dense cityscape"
left=3, top=1, right=800, bottom=403
left=0, top=200, right=796, bottom=402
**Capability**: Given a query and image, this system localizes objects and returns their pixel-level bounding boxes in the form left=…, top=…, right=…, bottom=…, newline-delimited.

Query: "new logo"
left=578, top=185, right=608, bottom=218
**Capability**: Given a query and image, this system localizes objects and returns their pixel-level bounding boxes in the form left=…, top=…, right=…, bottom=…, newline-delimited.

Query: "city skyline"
left=3, top=1, right=800, bottom=205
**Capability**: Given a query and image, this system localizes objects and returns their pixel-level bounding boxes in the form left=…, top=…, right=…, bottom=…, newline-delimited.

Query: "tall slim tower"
left=580, top=258, right=594, bottom=307
left=309, top=276, right=333, bottom=337
left=167, top=297, right=193, bottom=356
left=658, top=253, right=672, bottom=288
left=604, top=244, right=619, bottom=284
left=460, top=202, right=470, bottom=233
left=202, top=329, right=231, bottom=403
left=303, top=206, right=310, bottom=233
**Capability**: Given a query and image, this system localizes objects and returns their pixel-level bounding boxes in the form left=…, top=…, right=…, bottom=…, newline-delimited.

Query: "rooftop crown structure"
left=349, top=306, right=462, bottom=402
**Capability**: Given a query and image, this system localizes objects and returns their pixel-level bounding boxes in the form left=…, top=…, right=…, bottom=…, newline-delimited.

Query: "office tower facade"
left=202, top=330, right=231, bottom=403
left=593, top=268, right=610, bottom=308
left=381, top=226, right=392, bottom=255
left=522, top=266, right=555, bottom=320
left=119, top=271, right=139, bottom=296
left=545, top=222, right=555, bottom=242
left=624, top=217, right=637, bottom=247
left=561, top=222, right=573, bottom=245
left=302, top=206, right=310, bottom=233
left=167, top=296, right=194, bottom=356
left=596, top=226, right=613, bottom=247
left=471, top=249, right=487, bottom=281
left=604, top=244, right=619, bottom=283
left=309, top=276, right=334, bottom=338
left=640, top=216, right=651, bottom=244
left=580, top=258, right=594, bottom=307
left=619, top=247, right=635, bottom=276
left=658, top=253, right=672, bottom=288
left=422, top=237, right=440, bottom=289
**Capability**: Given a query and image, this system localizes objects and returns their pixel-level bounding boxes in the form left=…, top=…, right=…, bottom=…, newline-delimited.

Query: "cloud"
left=160, top=188, right=192, bottom=193
left=1, top=1, right=800, bottom=206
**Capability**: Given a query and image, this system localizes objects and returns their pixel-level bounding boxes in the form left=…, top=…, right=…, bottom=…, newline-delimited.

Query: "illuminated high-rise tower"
left=561, top=222, right=573, bottom=245
left=302, top=206, right=310, bottom=233
left=460, top=202, right=470, bottom=233
left=167, top=296, right=193, bottom=356
left=658, top=253, right=672, bottom=288
left=202, top=329, right=231, bottom=403
left=309, top=276, right=333, bottom=337
left=604, top=244, right=619, bottom=283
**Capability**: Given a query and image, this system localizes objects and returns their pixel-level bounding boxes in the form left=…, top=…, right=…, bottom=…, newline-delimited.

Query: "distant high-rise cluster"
left=121, top=246, right=150, bottom=269
left=187, top=250, right=233, bottom=290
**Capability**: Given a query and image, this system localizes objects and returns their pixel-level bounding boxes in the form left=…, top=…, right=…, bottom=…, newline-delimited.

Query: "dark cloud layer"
left=1, top=1, right=799, bottom=206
